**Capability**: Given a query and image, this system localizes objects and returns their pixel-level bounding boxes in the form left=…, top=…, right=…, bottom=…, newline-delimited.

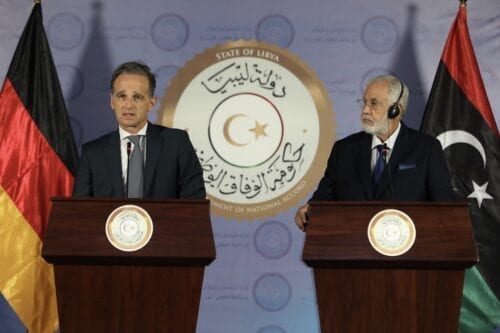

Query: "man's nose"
left=124, top=97, right=135, bottom=107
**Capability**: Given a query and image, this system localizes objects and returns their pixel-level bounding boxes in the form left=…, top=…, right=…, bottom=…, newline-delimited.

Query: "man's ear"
left=148, top=96, right=157, bottom=111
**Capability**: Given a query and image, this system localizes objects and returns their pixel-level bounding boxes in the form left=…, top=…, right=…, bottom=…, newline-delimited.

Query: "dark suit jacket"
left=310, top=122, right=455, bottom=201
left=72, top=123, right=206, bottom=199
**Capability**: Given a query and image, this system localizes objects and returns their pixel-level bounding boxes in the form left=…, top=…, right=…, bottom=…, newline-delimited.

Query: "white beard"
left=361, top=117, right=389, bottom=136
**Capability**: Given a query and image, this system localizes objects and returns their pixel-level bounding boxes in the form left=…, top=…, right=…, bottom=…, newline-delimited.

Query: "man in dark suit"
left=295, top=75, right=454, bottom=230
left=72, top=61, right=206, bottom=199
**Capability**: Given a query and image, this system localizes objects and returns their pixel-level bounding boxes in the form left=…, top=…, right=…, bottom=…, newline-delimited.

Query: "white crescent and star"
left=437, top=129, right=493, bottom=208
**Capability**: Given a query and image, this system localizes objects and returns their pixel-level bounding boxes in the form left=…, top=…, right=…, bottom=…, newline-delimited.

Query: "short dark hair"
left=110, top=61, right=156, bottom=97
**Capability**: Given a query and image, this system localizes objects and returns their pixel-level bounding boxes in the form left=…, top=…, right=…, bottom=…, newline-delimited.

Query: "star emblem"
left=467, top=181, right=493, bottom=208
left=249, top=121, right=268, bottom=139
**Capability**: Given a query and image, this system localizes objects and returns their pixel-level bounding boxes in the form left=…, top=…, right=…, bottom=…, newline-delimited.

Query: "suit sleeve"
left=426, top=139, right=455, bottom=201
left=177, top=131, right=206, bottom=199
left=72, top=145, right=93, bottom=197
left=310, top=143, right=339, bottom=201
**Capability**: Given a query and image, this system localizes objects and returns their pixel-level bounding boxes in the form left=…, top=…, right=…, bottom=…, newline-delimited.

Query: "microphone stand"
left=125, top=141, right=132, bottom=198
left=382, top=143, right=396, bottom=201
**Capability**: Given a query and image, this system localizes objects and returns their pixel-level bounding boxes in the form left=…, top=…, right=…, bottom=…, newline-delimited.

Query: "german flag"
left=420, top=2, right=500, bottom=331
left=0, top=3, right=78, bottom=332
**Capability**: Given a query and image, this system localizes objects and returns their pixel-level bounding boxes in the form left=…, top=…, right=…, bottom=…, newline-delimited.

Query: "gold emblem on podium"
left=105, top=205, right=153, bottom=252
left=367, top=209, right=416, bottom=256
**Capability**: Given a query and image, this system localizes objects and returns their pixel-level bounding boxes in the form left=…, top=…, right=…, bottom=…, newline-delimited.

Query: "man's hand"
left=294, top=204, right=310, bottom=231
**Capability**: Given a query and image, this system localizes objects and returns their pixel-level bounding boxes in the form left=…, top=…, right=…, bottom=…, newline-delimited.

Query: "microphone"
left=125, top=141, right=132, bottom=198
left=382, top=143, right=395, bottom=201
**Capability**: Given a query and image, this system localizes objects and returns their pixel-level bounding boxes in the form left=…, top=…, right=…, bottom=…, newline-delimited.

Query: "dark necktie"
left=127, top=135, right=144, bottom=198
left=372, top=144, right=387, bottom=185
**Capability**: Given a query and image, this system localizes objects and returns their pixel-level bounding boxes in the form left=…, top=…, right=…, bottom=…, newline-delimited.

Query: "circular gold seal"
left=157, top=40, right=335, bottom=220
left=105, top=205, right=153, bottom=252
left=367, top=209, right=416, bottom=256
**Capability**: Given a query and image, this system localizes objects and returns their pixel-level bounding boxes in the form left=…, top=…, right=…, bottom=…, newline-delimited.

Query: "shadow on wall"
left=65, top=1, right=116, bottom=151
left=390, top=4, right=427, bottom=129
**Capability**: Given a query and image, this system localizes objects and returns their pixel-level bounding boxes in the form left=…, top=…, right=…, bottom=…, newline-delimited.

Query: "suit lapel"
left=355, top=133, right=374, bottom=200
left=104, top=131, right=125, bottom=196
left=144, top=124, right=162, bottom=195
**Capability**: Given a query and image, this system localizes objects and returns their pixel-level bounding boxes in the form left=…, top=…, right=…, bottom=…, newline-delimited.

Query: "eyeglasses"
left=357, top=98, right=387, bottom=111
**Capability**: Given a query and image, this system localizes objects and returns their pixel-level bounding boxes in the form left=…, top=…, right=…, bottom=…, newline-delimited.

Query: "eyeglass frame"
left=356, top=98, right=388, bottom=111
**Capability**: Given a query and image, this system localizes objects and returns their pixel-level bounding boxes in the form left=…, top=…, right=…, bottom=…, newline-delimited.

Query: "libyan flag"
left=0, top=3, right=78, bottom=332
left=420, top=3, right=500, bottom=332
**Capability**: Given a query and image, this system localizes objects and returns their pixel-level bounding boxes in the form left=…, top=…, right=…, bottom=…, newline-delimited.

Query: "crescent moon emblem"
left=436, top=130, right=486, bottom=168
left=223, top=114, right=251, bottom=147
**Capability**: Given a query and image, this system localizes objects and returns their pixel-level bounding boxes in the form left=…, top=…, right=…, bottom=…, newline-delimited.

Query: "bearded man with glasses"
left=295, top=74, right=455, bottom=231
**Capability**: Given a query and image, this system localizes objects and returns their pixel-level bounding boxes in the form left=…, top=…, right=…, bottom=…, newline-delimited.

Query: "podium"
left=303, top=201, right=477, bottom=333
left=42, top=198, right=215, bottom=333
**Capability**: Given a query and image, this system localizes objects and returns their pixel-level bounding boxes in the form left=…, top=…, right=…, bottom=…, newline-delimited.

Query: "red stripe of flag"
left=442, top=5, right=498, bottom=136
left=1, top=79, right=75, bottom=237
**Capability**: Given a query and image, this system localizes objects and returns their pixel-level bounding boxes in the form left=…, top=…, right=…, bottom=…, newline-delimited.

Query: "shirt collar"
left=119, top=122, right=148, bottom=140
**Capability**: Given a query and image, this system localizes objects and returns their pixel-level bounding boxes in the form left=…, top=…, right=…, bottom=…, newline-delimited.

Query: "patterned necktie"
left=372, top=144, right=387, bottom=185
left=127, top=135, right=144, bottom=198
